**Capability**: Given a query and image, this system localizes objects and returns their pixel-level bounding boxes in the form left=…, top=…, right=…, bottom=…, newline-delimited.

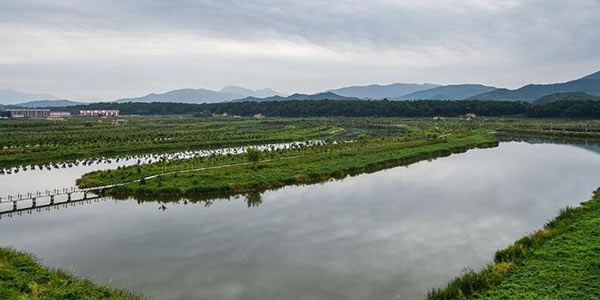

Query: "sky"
left=1, top=0, right=599, bottom=101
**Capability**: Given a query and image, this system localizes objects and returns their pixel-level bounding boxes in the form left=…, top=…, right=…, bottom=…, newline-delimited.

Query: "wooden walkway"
left=0, top=154, right=306, bottom=214
left=0, top=185, right=116, bottom=213
left=0, top=195, right=107, bottom=219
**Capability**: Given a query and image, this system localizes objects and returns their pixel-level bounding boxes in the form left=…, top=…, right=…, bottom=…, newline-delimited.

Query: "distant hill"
left=236, top=92, right=358, bottom=102
left=0, top=89, right=59, bottom=105
left=220, top=86, right=285, bottom=98
left=117, top=88, right=242, bottom=104
left=15, top=99, right=86, bottom=108
left=117, top=86, right=285, bottom=104
left=399, top=84, right=498, bottom=100
left=469, top=71, right=600, bottom=102
left=533, top=92, right=599, bottom=105
left=329, top=83, right=440, bottom=99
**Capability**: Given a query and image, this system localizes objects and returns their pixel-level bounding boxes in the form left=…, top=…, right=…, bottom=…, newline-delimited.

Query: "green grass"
left=78, top=132, right=498, bottom=198
left=0, top=248, right=144, bottom=300
left=427, top=189, right=600, bottom=300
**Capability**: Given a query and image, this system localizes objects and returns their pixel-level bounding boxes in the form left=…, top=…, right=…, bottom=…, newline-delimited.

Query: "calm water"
left=2, top=141, right=600, bottom=300
left=0, top=141, right=319, bottom=198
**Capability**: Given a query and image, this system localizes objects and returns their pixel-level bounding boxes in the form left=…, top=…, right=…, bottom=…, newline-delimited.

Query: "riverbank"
left=427, top=187, right=600, bottom=300
left=77, top=132, right=497, bottom=198
left=498, top=128, right=600, bottom=139
left=0, top=248, right=144, bottom=300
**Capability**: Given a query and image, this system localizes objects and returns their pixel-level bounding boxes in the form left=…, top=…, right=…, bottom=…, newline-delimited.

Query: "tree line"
left=13, top=99, right=600, bottom=118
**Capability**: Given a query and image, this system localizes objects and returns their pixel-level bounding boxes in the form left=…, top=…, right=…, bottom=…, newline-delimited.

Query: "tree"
left=246, top=147, right=261, bottom=166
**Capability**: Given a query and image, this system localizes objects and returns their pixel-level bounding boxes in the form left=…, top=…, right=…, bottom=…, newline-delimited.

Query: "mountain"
left=220, top=86, right=285, bottom=98
left=236, top=92, right=358, bottom=102
left=117, top=88, right=241, bottom=104
left=533, top=92, right=599, bottom=105
left=15, top=99, right=86, bottom=108
left=329, top=83, right=440, bottom=99
left=580, top=71, right=600, bottom=80
left=469, top=71, right=600, bottom=102
left=399, top=84, right=498, bottom=100
left=117, top=87, right=285, bottom=104
left=0, top=89, right=59, bottom=105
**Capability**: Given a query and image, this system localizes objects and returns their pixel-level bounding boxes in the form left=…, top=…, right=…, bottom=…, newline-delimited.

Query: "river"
left=1, top=139, right=600, bottom=299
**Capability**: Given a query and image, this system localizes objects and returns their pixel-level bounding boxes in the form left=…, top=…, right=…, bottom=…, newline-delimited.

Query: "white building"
left=80, top=110, right=120, bottom=117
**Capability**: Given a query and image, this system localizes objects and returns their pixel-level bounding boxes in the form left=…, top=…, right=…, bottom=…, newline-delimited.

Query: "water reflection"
left=0, top=141, right=323, bottom=197
left=1, top=141, right=600, bottom=300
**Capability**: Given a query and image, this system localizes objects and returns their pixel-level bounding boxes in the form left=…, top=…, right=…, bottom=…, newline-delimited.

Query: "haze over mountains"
left=329, top=83, right=440, bottom=99
left=15, top=100, right=86, bottom=108
left=2, top=70, right=600, bottom=107
left=116, top=87, right=285, bottom=104
left=235, top=92, right=358, bottom=102
left=399, top=84, right=498, bottom=100
left=0, top=89, right=59, bottom=105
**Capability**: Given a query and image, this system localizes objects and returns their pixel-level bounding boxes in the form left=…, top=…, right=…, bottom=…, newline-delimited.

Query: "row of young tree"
left=46, top=99, right=600, bottom=118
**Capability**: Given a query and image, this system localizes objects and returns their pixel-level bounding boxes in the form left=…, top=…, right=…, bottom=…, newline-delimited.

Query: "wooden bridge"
left=0, top=195, right=109, bottom=219
left=0, top=185, right=114, bottom=214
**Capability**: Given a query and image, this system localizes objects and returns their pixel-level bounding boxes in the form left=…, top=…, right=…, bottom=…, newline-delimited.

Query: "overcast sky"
left=1, top=0, right=599, bottom=101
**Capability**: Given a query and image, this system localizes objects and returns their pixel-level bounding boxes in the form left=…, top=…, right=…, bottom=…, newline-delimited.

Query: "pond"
left=1, top=140, right=600, bottom=300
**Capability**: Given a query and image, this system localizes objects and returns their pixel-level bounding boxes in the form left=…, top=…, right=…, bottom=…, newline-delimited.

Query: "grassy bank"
left=427, top=188, right=600, bottom=300
left=78, top=132, right=497, bottom=197
left=0, top=248, right=144, bottom=300
left=498, top=128, right=600, bottom=139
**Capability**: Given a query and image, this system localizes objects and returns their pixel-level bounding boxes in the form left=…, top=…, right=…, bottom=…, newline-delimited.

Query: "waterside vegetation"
left=0, top=248, right=144, bottom=300
left=427, top=188, right=600, bottom=299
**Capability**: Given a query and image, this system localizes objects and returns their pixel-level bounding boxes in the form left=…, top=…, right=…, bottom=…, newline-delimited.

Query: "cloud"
left=0, top=0, right=599, bottom=100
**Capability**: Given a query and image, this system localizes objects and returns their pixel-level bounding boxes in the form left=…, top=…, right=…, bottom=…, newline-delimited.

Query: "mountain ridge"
left=117, top=87, right=285, bottom=104
left=14, top=100, right=86, bottom=108
left=398, top=84, right=498, bottom=100
left=468, top=71, right=600, bottom=102
left=328, top=83, right=440, bottom=99
left=235, top=92, right=358, bottom=102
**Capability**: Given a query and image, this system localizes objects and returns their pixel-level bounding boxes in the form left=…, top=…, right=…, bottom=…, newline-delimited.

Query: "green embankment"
left=427, top=189, right=600, bottom=300
left=78, top=132, right=497, bottom=197
left=0, top=248, right=144, bottom=300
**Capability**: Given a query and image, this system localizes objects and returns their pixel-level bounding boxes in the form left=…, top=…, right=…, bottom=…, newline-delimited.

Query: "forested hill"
left=55, top=99, right=600, bottom=118
left=469, top=71, right=600, bottom=102
left=533, top=92, right=598, bottom=105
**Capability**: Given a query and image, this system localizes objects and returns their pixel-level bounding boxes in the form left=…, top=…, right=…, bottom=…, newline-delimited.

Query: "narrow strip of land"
left=78, top=132, right=498, bottom=198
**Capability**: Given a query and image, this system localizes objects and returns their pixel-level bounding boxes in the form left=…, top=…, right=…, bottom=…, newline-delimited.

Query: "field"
left=0, top=117, right=343, bottom=169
